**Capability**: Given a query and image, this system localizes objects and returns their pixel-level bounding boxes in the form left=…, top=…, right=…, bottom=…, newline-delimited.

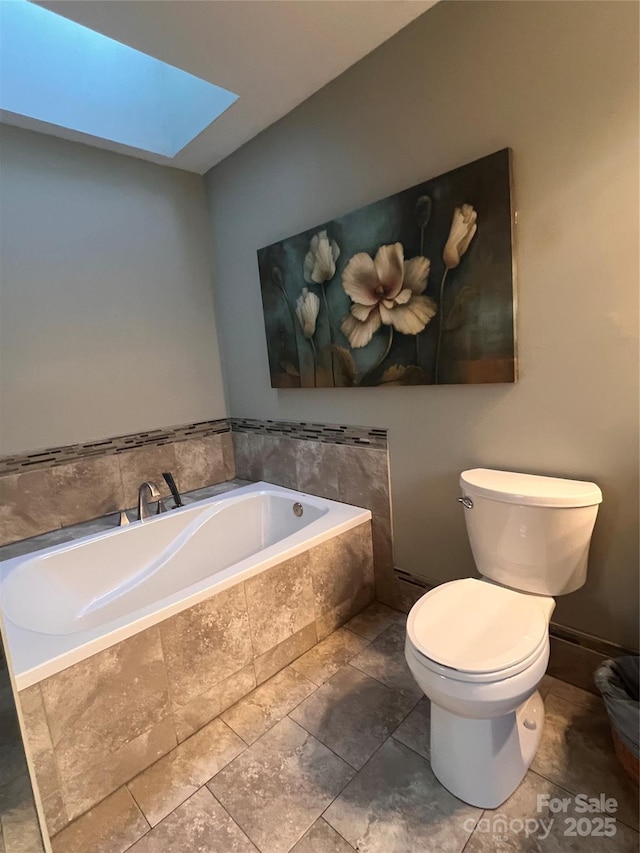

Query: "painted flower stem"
left=433, top=268, right=449, bottom=384
left=276, top=285, right=297, bottom=335
left=416, top=226, right=427, bottom=365
left=321, top=285, right=337, bottom=386
left=309, top=336, right=318, bottom=387
left=360, top=327, right=394, bottom=385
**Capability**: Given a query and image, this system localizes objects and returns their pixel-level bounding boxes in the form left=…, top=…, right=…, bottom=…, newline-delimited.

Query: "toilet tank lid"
left=460, top=468, right=603, bottom=508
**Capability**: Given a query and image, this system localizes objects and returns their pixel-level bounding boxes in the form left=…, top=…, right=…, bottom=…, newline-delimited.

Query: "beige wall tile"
left=232, top=433, right=265, bottom=481
left=18, top=684, right=59, bottom=800
left=118, top=444, right=178, bottom=506
left=174, top=435, right=225, bottom=493
left=50, top=456, right=124, bottom=528
left=315, top=586, right=375, bottom=642
left=245, top=553, right=315, bottom=656
left=40, top=628, right=170, bottom=781
left=160, top=584, right=253, bottom=709
left=335, top=446, right=390, bottom=517
left=261, top=436, right=297, bottom=488
left=254, top=623, right=318, bottom=685
left=221, top=432, right=236, bottom=481
left=309, top=522, right=374, bottom=638
left=41, top=790, right=68, bottom=838
left=173, top=664, right=256, bottom=744
left=0, top=470, right=61, bottom=545
left=60, top=717, right=177, bottom=822
left=51, top=786, right=148, bottom=853
left=294, top=441, right=340, bottom=500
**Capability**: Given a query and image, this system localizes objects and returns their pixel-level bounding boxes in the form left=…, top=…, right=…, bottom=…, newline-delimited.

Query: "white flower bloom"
left=340, top=243, right=436, bottom=348
left=443, top=204, right=477, bottom=270
left=304, top=230, right=340, bottom=284
left=295, top=287, right=320, bottom=338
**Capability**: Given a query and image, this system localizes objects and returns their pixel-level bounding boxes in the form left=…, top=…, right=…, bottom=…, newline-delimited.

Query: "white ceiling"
left=4, top=0, right=436, bottom=174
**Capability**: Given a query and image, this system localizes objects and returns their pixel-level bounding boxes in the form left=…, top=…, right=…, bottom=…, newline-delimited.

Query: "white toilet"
left=405, top=468, right=602, bottom=809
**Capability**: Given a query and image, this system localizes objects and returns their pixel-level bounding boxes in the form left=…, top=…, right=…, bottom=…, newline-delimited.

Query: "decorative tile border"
left=0, top=419, right=231, bottom=476
left=0, top=418, right=384, bottom=476
left=230, top=418, right=387, bottom=449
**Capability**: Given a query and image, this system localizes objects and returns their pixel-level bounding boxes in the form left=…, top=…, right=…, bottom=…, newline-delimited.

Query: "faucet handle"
left=143, top=481, right=161, bottom=500
left=156, top=497, right=167, bottom=515
left=162, top=472, right=183, bottom=507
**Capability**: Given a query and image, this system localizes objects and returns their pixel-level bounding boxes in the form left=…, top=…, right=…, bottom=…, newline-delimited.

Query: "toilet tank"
left=459, top=469, right=602, bottom=596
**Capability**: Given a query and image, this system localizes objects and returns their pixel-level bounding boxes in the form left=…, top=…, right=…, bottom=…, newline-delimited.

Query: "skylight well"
left=0, top=0, right=238, bottom=157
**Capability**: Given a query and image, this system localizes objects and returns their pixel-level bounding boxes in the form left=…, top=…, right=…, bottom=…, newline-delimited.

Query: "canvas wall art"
left=257, top=148, right=516, bottom=388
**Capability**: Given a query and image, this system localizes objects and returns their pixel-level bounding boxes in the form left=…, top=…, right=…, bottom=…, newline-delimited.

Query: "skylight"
left=0, top=1, right=238, bottom=158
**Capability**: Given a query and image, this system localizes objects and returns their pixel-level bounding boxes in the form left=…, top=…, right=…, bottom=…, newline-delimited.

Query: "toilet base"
left=430, top=690, right=544, bottom=808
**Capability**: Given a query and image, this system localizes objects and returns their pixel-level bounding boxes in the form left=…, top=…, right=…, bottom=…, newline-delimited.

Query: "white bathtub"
left=0, top=482, right=370, bottom=690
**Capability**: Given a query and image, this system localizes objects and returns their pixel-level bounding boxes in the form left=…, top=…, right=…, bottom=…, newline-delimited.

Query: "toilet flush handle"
left=457, top=497, right=473, bottom=509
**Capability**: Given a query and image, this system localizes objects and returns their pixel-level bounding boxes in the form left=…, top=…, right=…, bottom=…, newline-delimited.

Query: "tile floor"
left=49, top=603, right=639, bottom=853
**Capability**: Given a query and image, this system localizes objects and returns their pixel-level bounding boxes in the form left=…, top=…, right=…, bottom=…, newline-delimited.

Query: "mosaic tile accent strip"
left=230, top=418, right=387, bottom=449
left=0, top=420, right=231, bottom=475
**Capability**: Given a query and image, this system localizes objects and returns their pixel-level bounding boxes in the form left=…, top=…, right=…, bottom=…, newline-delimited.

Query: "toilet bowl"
left=405, top=578, right=553, bottom=807
left=405, top=468, right=602, bottom=808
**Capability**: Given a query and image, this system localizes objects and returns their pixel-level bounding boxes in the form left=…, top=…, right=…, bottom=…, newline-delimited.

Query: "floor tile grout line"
left=286, top=664, right=422, bottom=771
left=120, top=784, right=152, bottom=851
left=219, top=666, right=320, bottom=745
left=344, top=610, right=405, bottom=643
left=459, top=810, right=486, bottom=853
left=117, top=629, right=385, bottom=843
left=346, top=659, right=422, bottom=705
left=315, top=819, right=358, bottom=852
left=122, top=732, right=257, bottom=852
left=545, top=685, right=602, bottom=710
left=120, top=716, right=253, bottom=842
left=282, top=713, right=360, bottom=773
left=203, top=715, right=355, bottom=853
left=203, top=787, right=261, bottom=852
left=318, top=735, right=394, bottom=836
left=289, top=630, right=374, bottom=688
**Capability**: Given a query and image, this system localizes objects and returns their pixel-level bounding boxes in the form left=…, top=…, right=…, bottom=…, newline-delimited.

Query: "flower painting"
left=257, top=149, right=516, bottom=388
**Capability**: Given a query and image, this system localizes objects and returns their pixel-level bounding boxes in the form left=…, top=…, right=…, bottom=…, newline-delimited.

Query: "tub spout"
left=138, top=481, right=163, bottom=521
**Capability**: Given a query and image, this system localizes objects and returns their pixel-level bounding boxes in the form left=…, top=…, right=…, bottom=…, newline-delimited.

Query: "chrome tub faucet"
left=137, top=481, right=165, bottom=521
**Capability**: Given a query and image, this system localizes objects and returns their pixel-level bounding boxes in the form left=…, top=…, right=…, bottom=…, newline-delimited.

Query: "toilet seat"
left=406, top=632, right=549, bottom=684
left=406, top=578, right=549, bottom=682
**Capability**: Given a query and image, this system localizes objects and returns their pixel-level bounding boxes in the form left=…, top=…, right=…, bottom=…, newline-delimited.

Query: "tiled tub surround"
left=0, top=419, right=235, bottom=546
left=2, top=484, right=371, bottom=687
left=10, top=512, right=374, bottom=839
left=232, top=419, right=416, bottom=613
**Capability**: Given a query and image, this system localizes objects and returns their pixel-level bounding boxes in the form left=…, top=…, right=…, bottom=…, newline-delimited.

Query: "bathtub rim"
left=0, top=482, right=372, bottom=691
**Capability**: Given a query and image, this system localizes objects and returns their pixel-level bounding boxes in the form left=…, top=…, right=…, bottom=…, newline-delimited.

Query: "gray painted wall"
left=205, top=1, right=639, bottom=649
left=0, top=125, right=227, bottom=454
